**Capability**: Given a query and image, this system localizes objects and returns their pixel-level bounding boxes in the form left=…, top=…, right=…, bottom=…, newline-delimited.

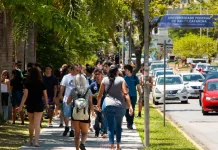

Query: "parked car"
left=192, top=63, right=210, bottom=73
left=190, top=59, right=207, bottom=72
left=148, top=60, right=163, bottom=66
left=199, top=71, right=218, bottom=106
left=132, top=54, right=154, bottom=65
left=152, top=68, right=172, bottom=77
left=149, top=63, right=169, bottom=76
left=153, top=70, right=174, bottom=83
left=180, top=73, right=204, bottom=98
left=152, top=75, right=188, bottom=105
left=203, top=65, right=218, bottom=74
left=200, top=78, right=218, bottom=115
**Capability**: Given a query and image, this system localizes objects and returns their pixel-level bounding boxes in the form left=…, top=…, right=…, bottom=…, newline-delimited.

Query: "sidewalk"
left=20, top=118, right=144, bottom=150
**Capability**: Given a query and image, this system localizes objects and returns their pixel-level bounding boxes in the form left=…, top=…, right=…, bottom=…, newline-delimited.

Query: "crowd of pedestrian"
left=0, top=55, right=145, bottom=150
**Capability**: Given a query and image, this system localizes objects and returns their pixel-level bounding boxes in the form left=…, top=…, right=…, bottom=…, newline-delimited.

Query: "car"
left=202, top=65, right=218, bottom=74
left=153, top=70, right=174, bottom=83
left=199, top=71, right=218, bottom=105
left=192, top=63, right=210, bottom=73
left=180, top=73, right=205, bottom=98
left=148, top=60, right=163, bottom=66
left=152, top=75, right=188, bottom=105
left=190, top=59, right=207, bottom=70
left=149, top=63, right=169, bottom=76
left=152, top=68, right=172, bottom=77
left=200, top=78, right=218, bottom=115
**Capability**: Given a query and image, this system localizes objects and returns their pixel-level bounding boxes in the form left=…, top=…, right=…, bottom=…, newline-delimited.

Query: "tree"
left=173, top=33, right=218, bottom=58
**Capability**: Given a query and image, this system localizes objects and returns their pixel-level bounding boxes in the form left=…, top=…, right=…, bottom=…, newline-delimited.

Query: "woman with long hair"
left=1, top=70, right=10, bottom=120
left=17, top=68, right=49, bottom=147
left=97, top=65, right=133, bottom=150
left=11, top=69, right=24, bottom=124
left=67, top=74, right=94, bottom=150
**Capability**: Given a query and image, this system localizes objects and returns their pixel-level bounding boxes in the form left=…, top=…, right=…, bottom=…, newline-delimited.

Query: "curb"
left=151, top=103, right=204, bottom=150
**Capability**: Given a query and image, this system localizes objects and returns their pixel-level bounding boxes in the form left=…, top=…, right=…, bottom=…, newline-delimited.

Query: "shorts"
left=62, top=102, right=72, bottom=118
left=11, top=90, right=23, bottom=107
left=27, top=102, right=44, bottom=113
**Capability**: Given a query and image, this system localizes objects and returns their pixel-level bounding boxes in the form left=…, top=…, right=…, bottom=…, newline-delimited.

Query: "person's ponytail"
left=108, top=65, right=118, bottom=83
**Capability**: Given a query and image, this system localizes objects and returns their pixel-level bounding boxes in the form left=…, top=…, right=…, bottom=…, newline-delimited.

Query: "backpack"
left=71, top=88, right=90, bottom=121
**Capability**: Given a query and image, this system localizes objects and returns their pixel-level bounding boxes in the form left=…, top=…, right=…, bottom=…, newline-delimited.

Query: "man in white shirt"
left=58, top=64, right=79, bottom=137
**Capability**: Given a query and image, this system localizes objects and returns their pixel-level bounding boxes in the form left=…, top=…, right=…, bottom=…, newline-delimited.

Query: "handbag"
left=102, top=81, right=113, bottom=111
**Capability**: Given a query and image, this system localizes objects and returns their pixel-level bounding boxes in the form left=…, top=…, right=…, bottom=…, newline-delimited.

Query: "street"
left=154, top=70, right=218, bottom=150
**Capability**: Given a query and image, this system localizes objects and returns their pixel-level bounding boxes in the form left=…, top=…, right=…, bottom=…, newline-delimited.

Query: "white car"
left=180, top=73, right=204, bottom=98
left=153, top=70, right=174, bottom=83
left=149, top=63, right=169, bottom=76
left=152, top=75, right=188, bottom=105
left=192, top=63, right=210, bottom=73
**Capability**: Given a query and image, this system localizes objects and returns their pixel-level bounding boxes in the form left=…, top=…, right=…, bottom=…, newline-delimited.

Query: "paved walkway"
left=20, top=118, right=144, bottom=150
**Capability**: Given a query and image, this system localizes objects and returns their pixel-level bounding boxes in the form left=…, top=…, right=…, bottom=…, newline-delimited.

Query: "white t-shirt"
left=60, top=74, right=75, bottom=102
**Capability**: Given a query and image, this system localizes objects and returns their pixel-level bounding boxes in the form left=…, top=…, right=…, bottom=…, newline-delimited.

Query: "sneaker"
left=94, top=133, right=99, bottom=138
left=69, top=130, right=74, bottom=137
left=63, top=126, right=69, bottom=136
left=59, top=124, right=64, bottom=127
left=80, top=143, right=86, bottom=150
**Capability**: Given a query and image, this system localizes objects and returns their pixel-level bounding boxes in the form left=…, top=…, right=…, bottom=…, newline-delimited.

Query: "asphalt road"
left=153, top=70, right=218, bottom=150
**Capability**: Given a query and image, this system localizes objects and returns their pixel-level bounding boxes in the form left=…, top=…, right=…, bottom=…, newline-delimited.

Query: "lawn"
left=134, top=105, right=199, bottom=150
left=0, top=119, right=48, bottom=150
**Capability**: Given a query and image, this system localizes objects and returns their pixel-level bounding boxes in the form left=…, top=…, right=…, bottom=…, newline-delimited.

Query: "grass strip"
left=134, top=105, right=199, bottom=150
left=0, top=119, right=48, bottom=150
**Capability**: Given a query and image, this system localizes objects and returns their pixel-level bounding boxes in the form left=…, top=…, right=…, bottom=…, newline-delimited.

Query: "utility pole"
left=144, top=0, right=150, bottom=147
left=128, top=8, right=133, bottom=64
left=163, top=40, right=167, bottom=126
left=122, top=19, right=125, bottom=65
left=200, top=4, right=202, bottom=37
left=207, top=8, right=209, bottom=37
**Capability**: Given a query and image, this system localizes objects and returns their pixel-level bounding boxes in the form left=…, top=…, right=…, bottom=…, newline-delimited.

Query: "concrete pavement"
left=20, top=118, right=144, bottom=150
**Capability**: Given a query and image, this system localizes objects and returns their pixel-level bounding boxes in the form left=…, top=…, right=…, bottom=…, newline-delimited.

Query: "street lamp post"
left=144, top=0, right=150, bottom=147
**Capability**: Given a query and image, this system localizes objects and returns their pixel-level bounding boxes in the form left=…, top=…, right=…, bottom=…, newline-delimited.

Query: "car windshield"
left=183, top=74, right=203, bottom=82
left=193, top=60, right=206, bottom=63
left=207, top=82, right=218, bottom=91
left=208, top=66, right=218, bottom=71
left=151, top=64, right=166, bottom=70
left=156, top=71, right=174, bottom=77
left=197, top=64, right=208, bottom=69
left=157, top=77, right=182, bottom=85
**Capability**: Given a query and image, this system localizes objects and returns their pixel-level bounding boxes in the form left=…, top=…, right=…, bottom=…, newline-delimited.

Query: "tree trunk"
left=0, top=11, right=14, bottom=115
left=25, top=24, right=36, bottom=67
left=16, top=40, right=25, bottom=70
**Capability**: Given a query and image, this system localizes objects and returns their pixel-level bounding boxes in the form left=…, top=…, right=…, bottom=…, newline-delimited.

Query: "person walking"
left=17, top=68, right=49, bottom=147
left=97, top=65, right=133, bottom=150
left=67, top=73, right=94, bottom=150
left=11, top=69, right=25, bottom=125
left=89, top=68, right=107, bottom=138
left=43, top=65, right=58, bottom=127
left=123, top=65, right=142, bottom=129
left=58, top=64, right=79, bottom=137
left=1, top=70, right=10, bottom=120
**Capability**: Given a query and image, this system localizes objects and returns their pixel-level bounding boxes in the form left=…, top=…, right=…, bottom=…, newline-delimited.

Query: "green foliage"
left=173, top=33, right=218, bottom=58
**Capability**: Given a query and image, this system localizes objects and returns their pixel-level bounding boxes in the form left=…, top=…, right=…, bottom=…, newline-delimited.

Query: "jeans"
left=94, top=110, right=107, bottom=135
left=125, top=96, right=137, bottom=126
left=3, top=106, right=8, bottom=120
left=103, top=106, right=126, bottom=144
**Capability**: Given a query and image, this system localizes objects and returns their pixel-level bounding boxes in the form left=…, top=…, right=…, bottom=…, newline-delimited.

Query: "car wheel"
left=153, top=98, right=159, bottom=105
left=181, top=100, right=188, bottom=104
left=202, top=108, right=208, bottom=115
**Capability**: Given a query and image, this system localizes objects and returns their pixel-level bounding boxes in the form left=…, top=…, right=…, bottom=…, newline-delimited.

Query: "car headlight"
left=180, top=87, right=187, bottom=93
left=206, top=97, right=212, bottom=101
left=155, top=88, right=161, bottom=94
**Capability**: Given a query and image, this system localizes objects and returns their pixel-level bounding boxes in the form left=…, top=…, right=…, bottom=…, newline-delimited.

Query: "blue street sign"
left=158, top=14, right=218, bottom=28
